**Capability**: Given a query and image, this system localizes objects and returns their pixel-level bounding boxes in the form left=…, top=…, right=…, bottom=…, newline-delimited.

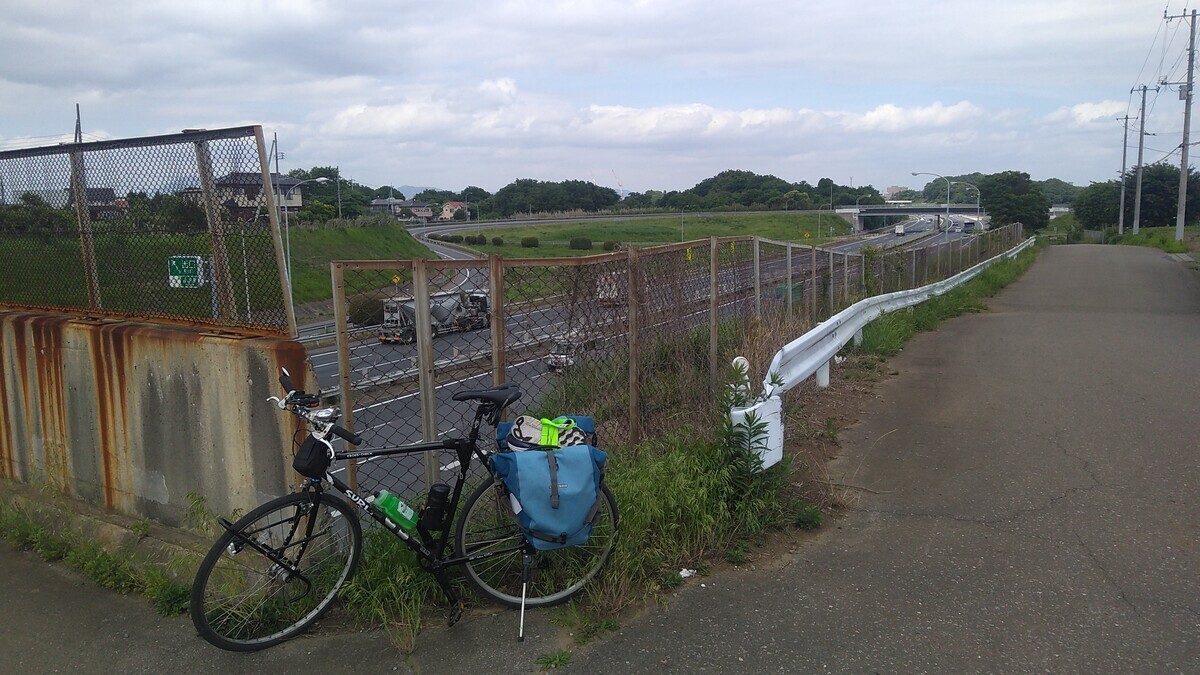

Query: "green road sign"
left=168, top=255, right=205, bottom=289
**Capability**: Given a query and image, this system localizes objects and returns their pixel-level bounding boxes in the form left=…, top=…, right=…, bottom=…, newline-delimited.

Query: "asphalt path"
left=560, top=243, right=1200, bottom=672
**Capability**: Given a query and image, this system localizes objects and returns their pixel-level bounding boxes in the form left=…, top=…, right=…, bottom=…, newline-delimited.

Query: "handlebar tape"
left=331, top=425, right=362, bottom=446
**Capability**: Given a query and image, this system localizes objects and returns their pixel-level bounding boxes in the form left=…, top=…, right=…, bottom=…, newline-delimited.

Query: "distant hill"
left=395, top=185, right=441, bottom=200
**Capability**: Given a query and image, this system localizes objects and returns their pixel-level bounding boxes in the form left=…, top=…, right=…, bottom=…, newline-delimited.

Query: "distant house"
left=440, top=201, right=467, bottom=220
left=207, top=172, right=302, bottom=221
left=65, top=186, right=122, bottom=220
left=370, top=197, right=433, bottom=222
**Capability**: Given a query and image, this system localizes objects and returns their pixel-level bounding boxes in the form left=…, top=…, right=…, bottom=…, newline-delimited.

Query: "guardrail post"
left=331, top=261, right=358, bottom=493
left=816, top=359, right=830, bottom=387
left=853, top=328, right=863, bottom=347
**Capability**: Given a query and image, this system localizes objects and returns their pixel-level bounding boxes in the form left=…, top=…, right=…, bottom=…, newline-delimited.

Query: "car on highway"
left=950, top=223, right=963, bottom=233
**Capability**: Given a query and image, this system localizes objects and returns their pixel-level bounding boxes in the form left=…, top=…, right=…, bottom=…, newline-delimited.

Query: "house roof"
left=216, top=172, right=300, bottom=188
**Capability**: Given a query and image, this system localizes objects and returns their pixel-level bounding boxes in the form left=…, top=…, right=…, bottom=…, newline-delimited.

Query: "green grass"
left=454, top=212, right=855, bottom=258
left=338, top=528, right=445, bottom=652
left=859, top=243, right=1040, bottom=356
left=1107, top=226, right=1191, bottom=254
left=0, top=500, right=191, bottom=615
left=288, top=222, right=437, bottom=303
left=537, top=650, right=573, bottom=670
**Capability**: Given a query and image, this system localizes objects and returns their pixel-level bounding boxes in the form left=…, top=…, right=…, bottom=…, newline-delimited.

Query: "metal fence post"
left=828, top=248, right=835, bottom=311
left=489, top=255, right=506, bottom=388
left=709, top=237, right=719, bottom=392
left=786, top=243, right=794, bottom=315
left=842, top=251, right=849, bottom=307
left=753, top=237, right=761, bottom=319
left=413, top=259, right=438, bottom=490
left=810, top=244, right=817, bottom=323
left=911, top=249, right=917, bottom=288
left=331, top=261, right=358, bottom=493
left=254, top=126, right=296, bottom=337
left=627, top=247, right=642, bottom=444
left=194, top=140, right=237, bottom=320
left=68, top=150, right=103, bottom=310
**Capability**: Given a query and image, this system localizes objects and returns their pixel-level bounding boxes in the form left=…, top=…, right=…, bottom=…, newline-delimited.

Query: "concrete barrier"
left=0, top=312, right=312, bottom=526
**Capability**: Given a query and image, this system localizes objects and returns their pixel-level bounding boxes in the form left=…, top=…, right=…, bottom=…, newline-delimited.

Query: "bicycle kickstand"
left=518, top=552, right=534, bottom=642
left=436, top=571, right=465, bottom=627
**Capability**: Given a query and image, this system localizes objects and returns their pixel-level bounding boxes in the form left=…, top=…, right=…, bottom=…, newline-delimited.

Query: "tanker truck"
left=378, top=290, right=490, bottom=344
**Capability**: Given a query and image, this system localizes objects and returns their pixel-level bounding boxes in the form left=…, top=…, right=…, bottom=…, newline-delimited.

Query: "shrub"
left=521, top=237, right=539, bottom=248
left=602, top=241, right=619, bottom=251
left=491, top=236, right=504, bottom=246
left=569, top=237, right=593, bottom=250
left=446, top=235, right=463, bottom=244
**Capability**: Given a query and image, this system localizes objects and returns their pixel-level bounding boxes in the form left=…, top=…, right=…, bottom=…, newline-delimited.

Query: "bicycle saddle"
left=452, top=383, right=522, bottom=409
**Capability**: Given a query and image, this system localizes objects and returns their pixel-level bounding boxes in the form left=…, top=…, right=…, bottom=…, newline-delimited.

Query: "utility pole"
left=1118, top=115, right=1133, bottom=235
left=1132, top=84, right=1157, bottom=234
left=1165, top=8, right=1197, bottom=242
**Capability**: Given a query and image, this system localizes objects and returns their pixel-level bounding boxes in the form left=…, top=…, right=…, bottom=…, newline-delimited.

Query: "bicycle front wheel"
left=190, top=491, right=362, bottom=651
left=455, top=480, right=618, bottom=608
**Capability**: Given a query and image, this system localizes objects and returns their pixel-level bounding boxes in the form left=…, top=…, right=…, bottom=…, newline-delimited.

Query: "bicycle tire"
left=455, top=480, right=618, bottom=608
left=190, top=491, right=362, bottom=651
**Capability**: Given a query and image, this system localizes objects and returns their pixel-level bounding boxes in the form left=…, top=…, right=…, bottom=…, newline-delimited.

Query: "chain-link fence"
left=0, top=126, right=292, bottom=336
left=329, top=224, right=1024, bottom=502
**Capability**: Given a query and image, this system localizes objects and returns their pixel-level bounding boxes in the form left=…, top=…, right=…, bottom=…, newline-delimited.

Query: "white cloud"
left=1045, top=100, right=1127, bottom=126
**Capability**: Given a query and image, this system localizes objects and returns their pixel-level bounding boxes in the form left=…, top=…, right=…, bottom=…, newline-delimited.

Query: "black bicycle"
left=189, top=370, right=619, bottom=651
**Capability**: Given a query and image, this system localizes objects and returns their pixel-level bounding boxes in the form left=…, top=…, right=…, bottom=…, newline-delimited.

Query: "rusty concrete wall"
left=0, top=312, right=311, bottom=527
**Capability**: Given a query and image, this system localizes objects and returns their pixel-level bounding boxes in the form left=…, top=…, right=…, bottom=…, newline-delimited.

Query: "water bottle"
left=371, top=489, right=417, bottom=531
left=419, top=483, right=451, bottom=531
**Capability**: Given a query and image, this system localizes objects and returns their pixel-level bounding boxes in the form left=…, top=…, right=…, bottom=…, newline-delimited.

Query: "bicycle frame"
left=318, top=408, right=525, bottom=619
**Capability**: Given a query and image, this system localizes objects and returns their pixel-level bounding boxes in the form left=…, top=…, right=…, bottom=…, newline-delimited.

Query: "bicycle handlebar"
left=330, top=424, right=362, bottom=446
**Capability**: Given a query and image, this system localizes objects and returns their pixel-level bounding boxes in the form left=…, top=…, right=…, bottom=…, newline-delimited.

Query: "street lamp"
left=951, top=181, right=982, bottom=219
left=912, top=171, right=950, bottom=230
left=279, top=176, right=329, bottom=304
left=817, top=202, right=832, bottom=238
left=854, top=194, right=873, bottom=233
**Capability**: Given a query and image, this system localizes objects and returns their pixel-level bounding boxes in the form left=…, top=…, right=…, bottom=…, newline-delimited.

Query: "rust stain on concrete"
left=29, top=315, right=71, bottom=492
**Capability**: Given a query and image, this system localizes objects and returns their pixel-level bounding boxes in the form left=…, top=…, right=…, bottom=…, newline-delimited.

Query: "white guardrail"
left=733, top=236, right=1036, bottom=470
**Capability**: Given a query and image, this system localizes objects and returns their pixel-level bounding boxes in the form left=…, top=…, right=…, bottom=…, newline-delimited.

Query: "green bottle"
left=373, top=489, right=417, bottom=531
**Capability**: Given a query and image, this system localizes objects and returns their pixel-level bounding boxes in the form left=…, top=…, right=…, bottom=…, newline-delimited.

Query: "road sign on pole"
left=168, top=255, right=206, bottom=289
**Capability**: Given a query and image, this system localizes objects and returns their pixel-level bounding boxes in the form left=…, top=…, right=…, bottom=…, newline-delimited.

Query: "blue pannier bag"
left=490, top=444, right=607, bottom=551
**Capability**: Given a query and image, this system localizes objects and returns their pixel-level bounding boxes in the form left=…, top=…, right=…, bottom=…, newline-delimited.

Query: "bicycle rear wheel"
left=190, top=491, right=362, bottom=651
left=455, top=480, right=618, bottom=608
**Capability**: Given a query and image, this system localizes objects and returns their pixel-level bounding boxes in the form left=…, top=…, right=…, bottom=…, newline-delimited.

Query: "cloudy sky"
left=0, top=0, right=1189, bottom=195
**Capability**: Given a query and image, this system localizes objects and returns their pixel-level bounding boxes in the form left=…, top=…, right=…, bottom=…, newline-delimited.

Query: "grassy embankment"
left=440, top=211, right=853, bottom=259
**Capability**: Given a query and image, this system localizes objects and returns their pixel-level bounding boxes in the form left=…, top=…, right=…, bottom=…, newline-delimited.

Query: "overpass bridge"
left=837, top=204, right=985, bottom=231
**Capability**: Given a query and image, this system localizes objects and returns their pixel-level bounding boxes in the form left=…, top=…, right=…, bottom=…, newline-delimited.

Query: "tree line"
left=1072, top=162, right=1200, bottom=230
left=0, top=165, right=1074, bottom=233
